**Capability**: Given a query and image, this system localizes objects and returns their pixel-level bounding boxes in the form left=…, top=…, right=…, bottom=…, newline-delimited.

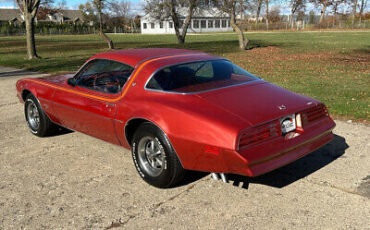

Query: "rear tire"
left=24, top=94, right=57, bottom=137
left=131, top=123, right=185, bottom=188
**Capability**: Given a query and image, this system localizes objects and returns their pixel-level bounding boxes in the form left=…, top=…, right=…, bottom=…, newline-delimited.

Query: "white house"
left=141, top=8, right=233, bottom=34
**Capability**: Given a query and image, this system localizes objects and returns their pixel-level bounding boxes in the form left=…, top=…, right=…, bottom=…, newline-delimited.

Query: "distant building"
left=44, top=10, right=83, bottom=24
left=0, top=8, right=83, bottom=25
left=141, top=8, right=233, bottom=34
left=0, top=9, right=23, bottom=25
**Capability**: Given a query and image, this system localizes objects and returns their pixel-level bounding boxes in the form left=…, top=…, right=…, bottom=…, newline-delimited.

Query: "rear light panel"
left=300, top=104, right=328, bottom=124
left=238, top=104, right=329, bottom=150
left=238, top=120, right=281, bottom=150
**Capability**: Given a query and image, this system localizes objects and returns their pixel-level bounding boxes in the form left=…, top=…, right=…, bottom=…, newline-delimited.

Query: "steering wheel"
left=93, top=73, right=121, bottom=93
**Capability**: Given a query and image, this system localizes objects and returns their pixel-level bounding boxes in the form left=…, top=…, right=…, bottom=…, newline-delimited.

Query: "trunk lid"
left=197, top=81, right=317, bottom=127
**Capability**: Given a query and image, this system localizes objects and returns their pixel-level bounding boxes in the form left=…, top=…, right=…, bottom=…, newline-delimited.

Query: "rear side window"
left=146, top=60, right=259, bottom=93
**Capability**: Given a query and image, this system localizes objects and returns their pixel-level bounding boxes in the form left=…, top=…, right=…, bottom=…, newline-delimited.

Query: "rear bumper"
left=223, top=118, right=336, bottom=177
left=247, top=130, right=333, bottom=176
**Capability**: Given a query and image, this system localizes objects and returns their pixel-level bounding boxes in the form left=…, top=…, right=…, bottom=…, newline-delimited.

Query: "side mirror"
left=67, top=78, right=76, bottom=87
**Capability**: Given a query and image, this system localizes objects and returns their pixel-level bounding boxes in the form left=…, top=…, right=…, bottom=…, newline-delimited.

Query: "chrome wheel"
left=137, top=136, right=165, bottom=177
left=26, top=99, right=40, bottom=131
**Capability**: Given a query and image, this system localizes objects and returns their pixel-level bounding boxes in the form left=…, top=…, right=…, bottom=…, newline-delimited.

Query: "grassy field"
left=0, top=31, right=369, bottom=121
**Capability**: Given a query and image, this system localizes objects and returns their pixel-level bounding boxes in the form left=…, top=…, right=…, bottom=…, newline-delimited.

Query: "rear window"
left=146, top=60, right=259, bottom=93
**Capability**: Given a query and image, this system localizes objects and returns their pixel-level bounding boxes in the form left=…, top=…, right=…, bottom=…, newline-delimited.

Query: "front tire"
left=131, top=123, right=185, bottom=188
left=24, top=94, right=56, bottom=137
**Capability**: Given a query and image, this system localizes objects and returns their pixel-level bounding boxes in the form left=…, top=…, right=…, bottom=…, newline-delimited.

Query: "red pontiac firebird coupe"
left=16, top=48, right=336, bottom=188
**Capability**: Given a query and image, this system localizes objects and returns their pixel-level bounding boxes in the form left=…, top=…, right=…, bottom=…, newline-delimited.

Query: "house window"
left=208, top=20, right=214, bottom=28
left=222, top=20, right=227, bottom=28
left=193, top=20, right=199, bottom=28
left=201, top=20, right=206, bottom=28
left=169, top=22, right=173, bottom=28
left=228, top=20, right=231, bottom=27
left=215, top=19, right=220, bottom=28
left=160, top=22, right=163, bottom=29
left=143, top=23, right=147, bottom=29
left=151, top=23, right=155, bottom=29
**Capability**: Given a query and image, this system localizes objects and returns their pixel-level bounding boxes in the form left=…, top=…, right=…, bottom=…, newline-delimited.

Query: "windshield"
left=146, top=60, right=259, bottom=93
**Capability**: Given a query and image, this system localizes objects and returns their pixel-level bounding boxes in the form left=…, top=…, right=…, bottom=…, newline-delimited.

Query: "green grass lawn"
left=0, top=31, right=369, bottom=121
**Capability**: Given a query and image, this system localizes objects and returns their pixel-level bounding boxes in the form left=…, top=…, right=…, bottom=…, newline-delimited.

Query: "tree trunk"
left=230, top=12, right=248, bottom=50
left=170, top=0, right=184, bottom=44
left=255, top=0, right=262, bottom=29
left=359, top=0, right=366, bottom=24
left=290, top=13, right=294, bottom=29
left=170, top=0, right=195, bottom=45
left=100, top=32, right=114, bottom=49
left=319, top=5, right=327, bottom=24
left=265, top=0, right=269, bottom=30
left=181, top=3, right=195, bottom=42
left=98, top=0, right=114, bottom=49
left=352, top=0, right=358, bottom=28
left=332, top=3, right=338, bottom=27
left=25, top=14, right=38, bottom=60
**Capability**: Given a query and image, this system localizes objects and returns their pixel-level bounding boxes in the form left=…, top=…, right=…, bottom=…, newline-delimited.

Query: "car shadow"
left=179, top=134, right=348, bottom=189
left=227, top=134, right=348, bottom=189
left=45, top=126, right=74, bottom=137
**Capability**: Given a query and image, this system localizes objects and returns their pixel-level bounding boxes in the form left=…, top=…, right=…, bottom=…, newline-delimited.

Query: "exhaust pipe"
left=220, top=173, right=228, bottom=183
left=210, top=173, right=228, bottom=183
left=211, top=173, right=220, bottom=180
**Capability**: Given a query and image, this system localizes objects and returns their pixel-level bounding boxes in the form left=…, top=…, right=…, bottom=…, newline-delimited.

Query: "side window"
left=76, top=59, right=134, bottom=94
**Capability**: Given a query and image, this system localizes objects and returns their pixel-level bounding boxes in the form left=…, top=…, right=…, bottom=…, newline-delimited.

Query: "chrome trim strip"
left=143, top=59, right=263, bottom=95
left=133, top=51, right=207, bottom=69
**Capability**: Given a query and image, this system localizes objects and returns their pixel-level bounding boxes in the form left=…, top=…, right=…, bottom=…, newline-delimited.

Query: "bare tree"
left=15, top=0, right=41, bottom=59
left=253, top=0, right=263, bottom=28
left=213, top=0, right=249, bottom=50
left=351, top=0, right=358, bottom=27
left=309, top=0, right=334, bottom=23
left=265, top=0, right=269, bottom=30
left=109, top=0, right=131, bottom=18
left=93, top=0, right=114, bottom=49
left=289, top=0, right=306, bottom=29
left=359, top=0, right=367, bottom=24
left=144, top=0, right=198, bottom=44
left=331, top=0, right=346, bottom=25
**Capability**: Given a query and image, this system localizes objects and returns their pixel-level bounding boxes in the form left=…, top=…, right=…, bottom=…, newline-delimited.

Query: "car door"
left=52, top=59, right=134, bottom=144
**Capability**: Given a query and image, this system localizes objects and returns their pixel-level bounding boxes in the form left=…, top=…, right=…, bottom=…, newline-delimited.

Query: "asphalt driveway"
left=0, top=67, right=369, bottom=229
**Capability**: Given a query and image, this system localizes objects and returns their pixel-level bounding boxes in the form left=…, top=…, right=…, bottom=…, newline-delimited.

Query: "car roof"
left=90, top=48, right=209, bottom=67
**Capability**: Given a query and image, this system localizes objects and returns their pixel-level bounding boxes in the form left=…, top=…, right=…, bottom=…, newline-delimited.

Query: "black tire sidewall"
left=132, top=123, right=182, bottom=188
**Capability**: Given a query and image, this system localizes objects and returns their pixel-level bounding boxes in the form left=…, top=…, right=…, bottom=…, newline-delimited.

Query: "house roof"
left=59, top=10, right=83, bottom=21
left=143, top=7, right=230, bottom=21
left=0, top=9, right=23, bottom=22
left=0, top=8, right=83, bottom=22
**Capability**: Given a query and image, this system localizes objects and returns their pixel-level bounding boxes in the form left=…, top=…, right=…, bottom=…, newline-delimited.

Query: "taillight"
left=300, top=104, right=328, bottom=124
left=238, top=120, right=281, bottom=150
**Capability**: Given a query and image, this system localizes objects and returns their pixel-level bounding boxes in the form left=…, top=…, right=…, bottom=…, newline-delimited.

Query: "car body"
left=16, top=48, right=336, bottom=187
